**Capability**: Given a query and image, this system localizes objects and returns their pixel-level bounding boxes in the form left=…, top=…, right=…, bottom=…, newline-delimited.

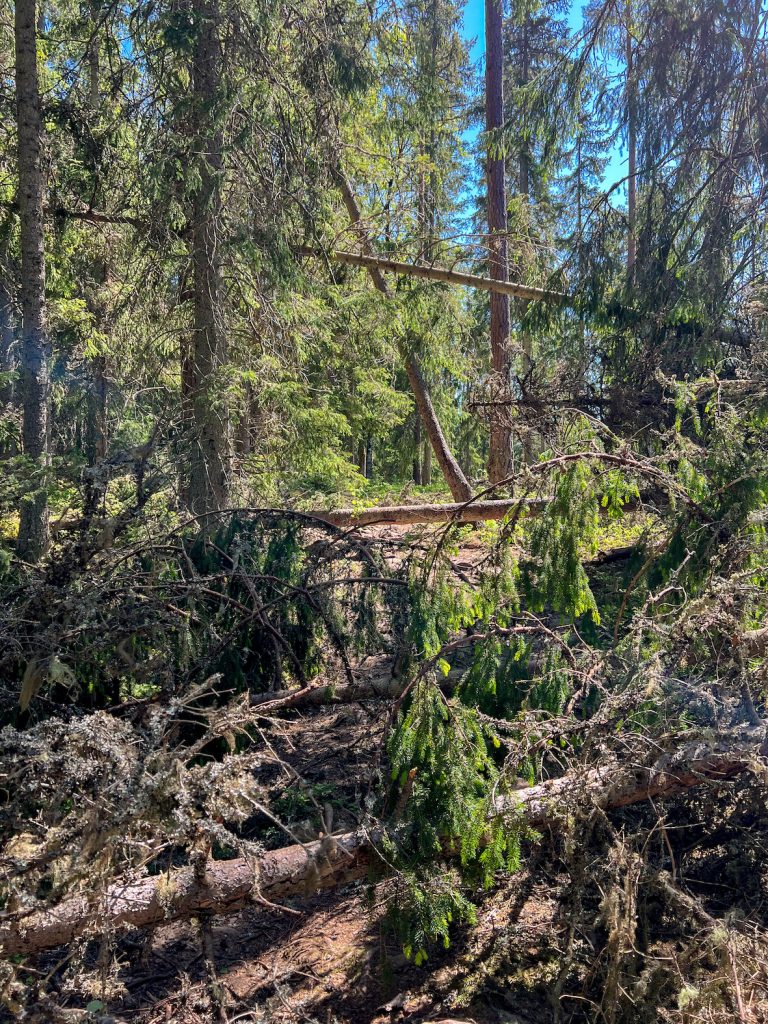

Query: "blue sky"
left=459, top=0, right=627, bottom=194
left=460, top=0, right=587, bottom=59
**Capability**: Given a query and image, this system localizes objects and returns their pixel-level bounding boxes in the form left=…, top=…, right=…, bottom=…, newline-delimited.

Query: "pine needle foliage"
left=520, top=462, right=601, bottom=623
left=0, top=510, right=395, bottom=722
left=386, top=679, right=530, bottom=961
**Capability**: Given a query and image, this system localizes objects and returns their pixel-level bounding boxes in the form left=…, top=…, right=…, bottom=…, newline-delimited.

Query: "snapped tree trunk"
left=187, top=0, right=230, bottom=515
left=297, top=248, right=569, bottom=304
left=333, top=167, right=472, bottom=503
left=2, top=726, right=761, bottom=957
left=15, top=0, right=50, bottom=561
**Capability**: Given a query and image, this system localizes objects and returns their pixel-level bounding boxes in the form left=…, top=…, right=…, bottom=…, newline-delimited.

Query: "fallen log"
left=308, top=495, right=645, bottom=528
left=2, top=726, right=762, bottom=957
left=311, top=498, right=549, bottom=527
left=250, top=663, right=466, bottom=713
left=739, top=625, right=768, bottom=658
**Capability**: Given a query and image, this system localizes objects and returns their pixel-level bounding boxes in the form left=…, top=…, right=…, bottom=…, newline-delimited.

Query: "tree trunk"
left=87, top=1, right=100, bottom=110
left=333, top=168, right=472, bottom=502
left=187, top=0, right=230, bottom=516
left=85, top=355, right=107, bottom=464
left=83, top=16, right=108, bottom=477
left=0, top=269, right=16, bottom=452
left=310, top=497, right=550, bottom=527
left=15, top=0, right=50, bottom=561
left=515, top=10, right=534, bottom=463
left=365, top=435, right=373, bottom=479
left=626, top=4, right=637, bottom=284
left=2, top=726, right=761, bottom=957
left=413, top=415, right=422, bottom=484
left=422, top=437, right=432, bottom=484
left=485, top=0, right=513, bottom=484
left=308, top=492, right=641, bottom=527
left=517, top=13, right=531, bottom=204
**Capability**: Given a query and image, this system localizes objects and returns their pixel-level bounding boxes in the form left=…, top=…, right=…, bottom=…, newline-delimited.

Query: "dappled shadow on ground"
left=108, top=865, right=560, bottom=1024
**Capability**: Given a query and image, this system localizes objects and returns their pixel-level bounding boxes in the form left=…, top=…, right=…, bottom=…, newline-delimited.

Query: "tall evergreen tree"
left=485, top=0, right=513, bottom=484
left=187, top=0, right=230, bottom=514
left=14, top=0, right=49, bottom=560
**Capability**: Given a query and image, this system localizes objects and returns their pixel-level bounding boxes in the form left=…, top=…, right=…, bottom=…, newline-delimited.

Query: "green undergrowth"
left=382, top=399, right=768, bottom=962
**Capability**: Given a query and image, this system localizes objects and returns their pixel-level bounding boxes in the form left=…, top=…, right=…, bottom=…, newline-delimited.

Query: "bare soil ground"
left=113, top=869, right=562, bottom=1024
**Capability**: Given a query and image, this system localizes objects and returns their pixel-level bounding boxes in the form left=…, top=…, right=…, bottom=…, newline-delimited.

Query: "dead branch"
left=298, top=247, right=571, bottom=305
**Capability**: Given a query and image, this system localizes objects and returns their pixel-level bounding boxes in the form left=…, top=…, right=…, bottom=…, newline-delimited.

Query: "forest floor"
left=14, top=520, right=768, bottom=1024
left=84, top=701, right=565, bottom=1024
left=24, top=523, right=563, bottom=1024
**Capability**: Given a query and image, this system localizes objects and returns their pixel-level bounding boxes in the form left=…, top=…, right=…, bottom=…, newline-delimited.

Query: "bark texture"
left=485, top=0, right=513, bottom=484
left=15, top=0, right=50, bottom=560
left=2, top=726, right=762, bottom=957
left=333, top=169, right=473, bottom=503
left=187, top=0, right=230, bottom=515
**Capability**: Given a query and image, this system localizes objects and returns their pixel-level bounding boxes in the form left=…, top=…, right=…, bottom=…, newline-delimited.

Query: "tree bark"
left=485, top=0, right=513, bottom=485
left=333, top=168, right=472, bottom=502
left=310, top=497, right=548, bottom=527
left=15, top=0, right=50, bottom=561
left=2, top=726, right=761, bottom=957
left=187, top=0, right=230, bottom=516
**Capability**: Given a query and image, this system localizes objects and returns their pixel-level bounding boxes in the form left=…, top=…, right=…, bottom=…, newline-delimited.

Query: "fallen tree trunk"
left=250, top=663, right=466, bottom=712
left=311, top=497, right=549, bottom=527
left=309, top=495, right=646, bottom=528
left=298, top=247, right=570, bottom=306
left=739, top=625, right=768, bottom=658
left=2, top=726, right=762, bottom=957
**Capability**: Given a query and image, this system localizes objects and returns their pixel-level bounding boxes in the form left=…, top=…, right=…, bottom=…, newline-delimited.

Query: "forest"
left=1, top=0, right=768, bottom=1021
